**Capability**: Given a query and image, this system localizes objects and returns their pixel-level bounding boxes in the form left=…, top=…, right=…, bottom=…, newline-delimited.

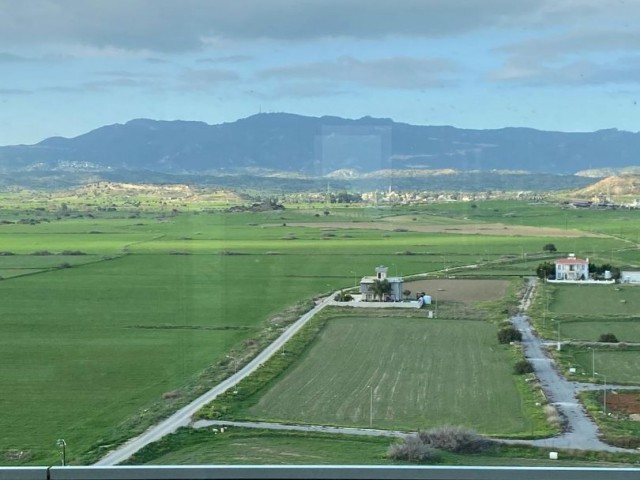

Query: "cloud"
left=0, top=52, right=32, bottom=62
left=490, top=27, right=640, bottom=86
left=498, top=30, right=640, bottom=63
left=259, top=56, right=458, bottom=90
left=491, top=55, right=640, bottom=87
left=0, top=0, right=542, bottom=52
left=0, top=88, right=31, bottom=95
left=197, top=55, right=254, bottom=64
left=178, top=68, right=240, bottom=90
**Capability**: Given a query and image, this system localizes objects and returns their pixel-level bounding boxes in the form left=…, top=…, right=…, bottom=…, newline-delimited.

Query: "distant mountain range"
left=0, top=113, right=638, bottom=177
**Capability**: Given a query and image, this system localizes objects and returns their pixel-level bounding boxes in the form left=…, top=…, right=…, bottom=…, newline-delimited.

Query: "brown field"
left=282, top=221, right=598, bottom=237
left=607, top=392, right=640, bottom=415
left=404, top=279, right=510, bottom=304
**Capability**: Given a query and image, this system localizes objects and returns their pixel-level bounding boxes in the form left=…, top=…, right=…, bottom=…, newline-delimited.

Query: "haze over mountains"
left=0, top=113, right=638, bottom=177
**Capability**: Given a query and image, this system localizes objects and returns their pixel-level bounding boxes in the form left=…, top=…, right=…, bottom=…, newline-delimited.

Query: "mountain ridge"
left=0, top=113, right=638, bottom=176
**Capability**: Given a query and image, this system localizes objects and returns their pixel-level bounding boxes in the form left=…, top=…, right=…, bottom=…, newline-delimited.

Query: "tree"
left=536, top=262, right=555, bottom=279
left=542, top=243, right=557, bottom=252
left=598, top=333, right=619, bottom=343
left=514, top=360, right=534, bottom=374
left=403, top=289, right=412, bottom=300
left=371, top=278, right=392, bottom=301
left=497, top=326, right=522, bottom=344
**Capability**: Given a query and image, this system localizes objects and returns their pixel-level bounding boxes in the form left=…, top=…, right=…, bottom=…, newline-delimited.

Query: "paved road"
left=509, top=278, right=635, bottom=452
left=95, top=293, right=338, bottom=465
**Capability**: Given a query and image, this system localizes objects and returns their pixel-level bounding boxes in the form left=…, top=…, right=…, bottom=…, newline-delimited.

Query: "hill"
left=573, top=175, right=640, bottom=198
left=0, top=113, right=638, bottom=177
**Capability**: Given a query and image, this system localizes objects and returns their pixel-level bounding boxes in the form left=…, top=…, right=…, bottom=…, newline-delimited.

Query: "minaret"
left=375, top=265, right=388, bottom=280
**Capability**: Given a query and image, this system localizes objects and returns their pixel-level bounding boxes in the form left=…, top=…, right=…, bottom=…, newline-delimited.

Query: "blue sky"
left=1, top=0, right=639, bottom=145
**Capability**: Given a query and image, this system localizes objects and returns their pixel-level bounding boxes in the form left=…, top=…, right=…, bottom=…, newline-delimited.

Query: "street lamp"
left=56, top=439, right=66, bottom=466
left=350, top=270, right=357, bottom=287
left=434, top=294, right=438, bottom=319
left=368, top=385, right=373, bottom=428
left=589, top=347, right=595, bottom=378
left=595, top=372, right=607, bottom=416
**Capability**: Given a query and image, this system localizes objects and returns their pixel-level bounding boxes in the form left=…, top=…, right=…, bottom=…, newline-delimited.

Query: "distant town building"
left=360, top=266, right=403, bottom=301
left=554, top=254, right=589, bottom=281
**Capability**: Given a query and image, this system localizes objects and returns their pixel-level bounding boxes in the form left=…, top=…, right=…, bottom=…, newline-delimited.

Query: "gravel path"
left=509, top=278, right=636, bottom=452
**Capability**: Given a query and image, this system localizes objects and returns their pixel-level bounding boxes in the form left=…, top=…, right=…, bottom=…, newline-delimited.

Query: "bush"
left=497, top=326, right=522, bottom=344
left=386, top=435, right=441, bottom=463
left=417, top=426, right=492, bottom=453
left=514, top=359, right=534, bottom=375
left=598, top=333, right=619, bottom=343
left=333, top=291, right=353, bottom=302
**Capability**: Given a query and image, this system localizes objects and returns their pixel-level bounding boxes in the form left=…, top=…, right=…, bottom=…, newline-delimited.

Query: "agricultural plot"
left=561, top=320, right=640, bottom=343
left=0, top=197, right=637, bottom=464
left=565, top=347, right=640, bottom=385
left=404, top=279, right=510, bottom=304
left=246, top=316, right=528, bottom=435
left=550, top=285, right=640, bottom=317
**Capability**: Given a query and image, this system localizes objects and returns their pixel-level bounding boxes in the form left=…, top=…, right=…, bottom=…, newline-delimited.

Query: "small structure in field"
left=554, top=254, right=589, bottom=281
left=621, top=271, right=640, bottom=284
left=360, top=265, right=403, bottom=301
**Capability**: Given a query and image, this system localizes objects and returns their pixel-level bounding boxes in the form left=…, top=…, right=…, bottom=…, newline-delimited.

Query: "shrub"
left=386, top=435, right=441, bottom=463
left=417, top=426, right=492, bottom=453
left=497, top=326, right=522, bottom=344
left=333, top=291, right=353, bottom=302
left=514, top=359, right=534, bottom=375
left=598, top=333, right=619, bottom=343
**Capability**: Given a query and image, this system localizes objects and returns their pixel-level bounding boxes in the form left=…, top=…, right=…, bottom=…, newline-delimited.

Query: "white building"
left=554, top=254, right=589, bottom=281
left=621, top=271, right=640, bottom=284
left=360, top=266, right=404, bottom=301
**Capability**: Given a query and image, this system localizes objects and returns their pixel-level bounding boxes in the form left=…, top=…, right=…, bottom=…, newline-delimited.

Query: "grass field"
left=245, top=316, right=528, bottom=434
left=550, top=285, right=640, bottom=317
left=562, top=347, right=640, bottom=385
left=1, top=197, right=639, bottom=464
left=561, top=320, right=640, bottom=343
left=125, top=427, right=640, bottom=467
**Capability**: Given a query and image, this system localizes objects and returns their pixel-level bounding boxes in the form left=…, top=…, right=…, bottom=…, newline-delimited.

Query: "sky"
left=1, top=0, right=640, bottom=145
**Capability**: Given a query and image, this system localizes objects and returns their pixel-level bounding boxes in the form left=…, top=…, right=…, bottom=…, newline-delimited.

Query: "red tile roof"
left=555, top=258, right=588, bottom=265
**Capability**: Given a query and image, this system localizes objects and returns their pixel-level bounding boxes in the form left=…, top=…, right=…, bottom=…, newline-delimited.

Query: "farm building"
left=621, top=271, right=640, bottom=284
left=360, top=265, right=404, bottom=301
left=555, top=254, right=589, bottom=281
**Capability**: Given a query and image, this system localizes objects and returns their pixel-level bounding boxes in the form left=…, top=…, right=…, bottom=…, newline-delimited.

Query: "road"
left=509, top=278, right=635, bottom=452
left=95, top=293, right=338, bottom=465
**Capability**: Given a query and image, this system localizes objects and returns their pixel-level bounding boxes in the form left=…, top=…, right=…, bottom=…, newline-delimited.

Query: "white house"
left=554, top=254, right=589, bottom=281
left=360, top=266, right=404, bottom=301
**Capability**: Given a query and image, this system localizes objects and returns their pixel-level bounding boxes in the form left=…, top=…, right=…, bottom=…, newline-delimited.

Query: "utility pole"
left=56, top=439, right=66, bottom=466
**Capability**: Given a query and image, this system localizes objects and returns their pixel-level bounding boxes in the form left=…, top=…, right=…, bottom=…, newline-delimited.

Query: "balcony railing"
left=1, top=466, right=639, bottom=480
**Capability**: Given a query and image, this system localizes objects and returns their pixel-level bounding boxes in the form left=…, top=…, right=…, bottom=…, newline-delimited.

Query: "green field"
left=125, top=427, right=640, bottom=467
left=561, top=321, right=640, bottom=343
left=561, top=347, right=640, bottom=385
left=1, top=197, right=639, bottom=464
left=245, top=316, right=527, bottom=434
left=550, top=285, right=640, bottom=317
